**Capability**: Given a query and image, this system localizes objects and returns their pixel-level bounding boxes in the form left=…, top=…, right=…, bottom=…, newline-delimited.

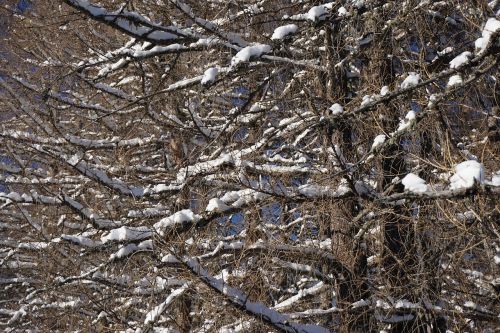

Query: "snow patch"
left=396, top=111, right=416, bottom=132
left=144, top=285, right=189, bottom=326
left=329, top=103, right=344, bottom=115
left=475, top=18, right=500, bottom=53
left=338, top=7, right=348, bottom=16
left=371, top=135, right=386, bottom=150
left=110, top=240, right=152, bottom=260
left=395, top=299, right=421, bottom=309
left=206, top=198, right=231, bottom=213
left=271, top=24, right=298, bottom=40
left=449, top=51, right=472, bottom=69
left=231, top=44, right=271, bottom=66
left=447, top=74, right=463, bottom=87
left=437, top=47, right=454, bottom=56
left=154, top=209, right=201, bottom=235
left=289, top=4, right=331, bottom=22
left=62, top=234, right=101, bottom=247
left=201, top=67, right=218, bottom=85
left=351, top=299, right=370, bottom=308
left=449, top=160, right=484, bottom=190
left=488, top=172, right=500, bottom=186
left=483, top=17, right=500, bottom=36
left=402, top=173, right=428, bottom=193
left=101, top=226, right=152, bottom=243
left=361, top=95, right=375, bottom=106
left=306, top=5, right=327, bottom=22
left=400, top=73, right=420, bottom=89
left=380, top=86, right=389, bottom=96
left=298, top=183, right=348, bottom=198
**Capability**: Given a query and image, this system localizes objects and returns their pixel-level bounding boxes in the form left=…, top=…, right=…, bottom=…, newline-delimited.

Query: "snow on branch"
left=181, top=255, right=330, bottom=333
left=64, top=0, right=196, bottom=45
left=2, top=3, right=499, bottom=332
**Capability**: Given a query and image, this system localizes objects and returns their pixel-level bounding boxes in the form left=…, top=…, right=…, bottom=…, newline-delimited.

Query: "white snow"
left=144, top=284, right=189, bottom=326
left=402, top=173, right=428, bottom=193
left=375, top=299, right=391, bottom=310
left=7, top=306, right=27, bottom=325
left=184, top=257, right=329, bottom=333
left=271, top=24, right=298, bottom=40
left=493, top=254, right=500, bottom=264
left=298, top=184, right=344, bottom=198
left=306, top=5, right=327, bottom=22
left=206, top=198, right=231, bottom=213
left=400, top=72, right=421, bottom=89
left=352, top=0, right=366, bottom=8
left=475, top=18, right=500, bottom=53
left=231, top=44, right=271, bottom=66
left=6, top=192, right=21, bottom=201
left=201, top=67, right=218, bottom=85
left=101, top=226, right=152, bottom=243
left=129, top=44, right=185, bottom=58
left=110, top=239, right=152, bottom=260
left=449, top=160, right=484, bottom=190
left=371, top=134, right=386, bottom=150
left=447, top=74, right=463, bottom=87
left=449, top=51, right=472, bottom=69
left=69, top=0, right=181, bottom=43
left=18, top=242, right=49, bottom=250
left=351, top=299, right=370, bottom=308
left=63, top=195, right=118, bottom=228
left=161, top=254, right=180, bottom=264
left=177, top=153, right=234, bottom=183
left=395, top=299, right=421, bottom=309
left=361, top=95, right=374, bottom=106
left=289, top=4, right=330, bottom=22
left=69, top=0, right=105, bottom=16
left=463, top=300, right=491, bottom=313
left=380, top=85, right=389, bottom=96
left=216, top=188, right=269, bottom=209
left=127, top=207, right=171, bottom=218
left=154, top=209, right=201, bottom=235
left=147, top=183, right=183, bottom=195
left=475, top=37, right=488, bottom=52
left=338, top=7, right=348, bottom=16
left=62, top=234, right=100, bottom=247
left=329, top=103, right=344, bottom=115
left=396, top=110, right=416, bottom=132
left=273, top=281, right=325, bottom=310
left=489, top=172, right=500, bottom=186
left=437, top=46, right=454, bottom=56
left=484, top=17, right=500, bottom=35
left=66, top=157, right=144, bottom=197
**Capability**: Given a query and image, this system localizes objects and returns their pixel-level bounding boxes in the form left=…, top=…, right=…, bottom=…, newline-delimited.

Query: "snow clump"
left=380, top=86, right=389, bottom=96
left=447, top=75, right=463, bottom=87
left=475, top=18, right=500, bottom=53
left=201, top=67, right=218, bottom=85
left=402, top=173, right=428, bottom=193
left=271, top=24, right=298, bottom=40
left=396, top=111, right=416, bottom=132
left=289, top=3, right=332, bottom=22
left=400, top=73, right=421, bottom=89
left=449, top=51, right=472, bottom=69
left=306, top=5, right=327, bottom=22
left=371, top=134, right=386, bottom=150
left=206, top=198, right=230, bottom=213
left=449, top=160, right=484, bottom=190
left=329, top=103, right=344, bottom=115
left=231, top=44, right=271, bottom=66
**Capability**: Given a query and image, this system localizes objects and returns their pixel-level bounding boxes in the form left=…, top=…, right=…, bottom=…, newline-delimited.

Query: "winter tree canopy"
left=1, top=0, right=499, bottom=332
